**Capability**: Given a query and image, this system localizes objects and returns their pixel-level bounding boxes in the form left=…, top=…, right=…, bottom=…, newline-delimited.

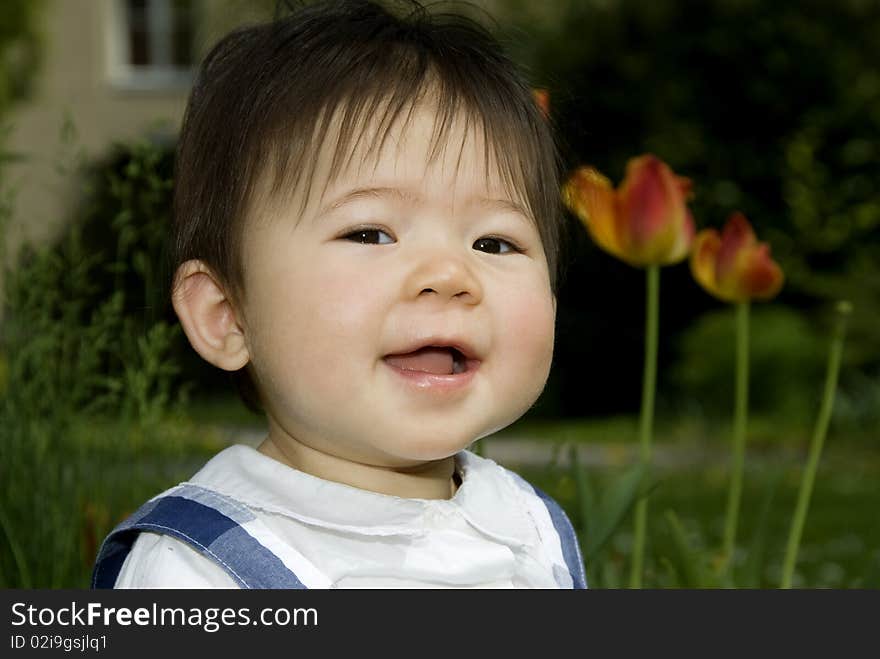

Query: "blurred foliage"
left=0, top=0, right=45, bottom=119
left=1, top=122, right=185, bottom=424
left=527, top=450, right=880, bottom=588
left=499, top=0, right=880, bottom=418
left=670, top=305, right=826, bottom=418
left=63, top=138, right=231, bottom=397
left=668, top=301, right=879, bottom=434
left=0, top=136, right=194, bottom=587
left=0, top=0, right=45, bottom=174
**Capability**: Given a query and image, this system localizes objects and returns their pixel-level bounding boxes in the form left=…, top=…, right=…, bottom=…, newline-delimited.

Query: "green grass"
left=500, top=411, right=876, bottom=449
left=517, top=448, right=880, bottom=588
left=0, top=415, right=224, bottom=589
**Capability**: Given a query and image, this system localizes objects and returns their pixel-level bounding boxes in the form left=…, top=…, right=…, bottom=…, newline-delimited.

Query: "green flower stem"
left=629, top=265, right=659, bottom=589
left=781, top=301, right=851, bottom=589
left=721, top=301, right=750, bottom=572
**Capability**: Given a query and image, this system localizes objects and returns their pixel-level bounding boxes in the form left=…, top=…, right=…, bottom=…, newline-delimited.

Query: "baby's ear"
left=172, top=260, right=250, bottom=371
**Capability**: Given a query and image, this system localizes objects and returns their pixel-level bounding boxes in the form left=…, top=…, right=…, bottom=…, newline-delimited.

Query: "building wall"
left=5, top=0, right=181, bottom=253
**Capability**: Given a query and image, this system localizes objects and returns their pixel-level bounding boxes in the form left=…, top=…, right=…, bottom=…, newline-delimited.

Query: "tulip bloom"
left=563, top=154, right=696, bottom=587
left=691, top=212, right=784, bottom=303
left=563, top=155, right=695, bottom=268
left=690, top=211, right=783, bottom=572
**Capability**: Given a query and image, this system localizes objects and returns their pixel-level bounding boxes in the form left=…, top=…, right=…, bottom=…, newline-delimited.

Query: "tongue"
left=385, top=347, right=454, bottom=375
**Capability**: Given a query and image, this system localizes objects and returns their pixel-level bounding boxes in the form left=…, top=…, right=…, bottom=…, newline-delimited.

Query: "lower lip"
left=382, top=359, right=481, bottom=393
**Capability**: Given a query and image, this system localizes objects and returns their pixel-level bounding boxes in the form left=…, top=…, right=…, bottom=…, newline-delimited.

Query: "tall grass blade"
left=664, top=509, right=706, bottom=588
left=781, top=301, right=851, bottom=588
left=741, top=470, right=780, bottom=588
left=569, top=444, right=595, bottom=540
left=585, top=462, right=649, bottom=562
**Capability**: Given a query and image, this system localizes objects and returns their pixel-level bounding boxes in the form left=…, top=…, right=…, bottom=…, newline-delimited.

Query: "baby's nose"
left=405, top=251, right=483, bottom=305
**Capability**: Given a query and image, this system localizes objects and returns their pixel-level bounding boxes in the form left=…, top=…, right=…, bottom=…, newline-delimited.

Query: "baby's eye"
left=342, top=228, right=395, bottom=245
left=473, top=237, right=522, bottom=255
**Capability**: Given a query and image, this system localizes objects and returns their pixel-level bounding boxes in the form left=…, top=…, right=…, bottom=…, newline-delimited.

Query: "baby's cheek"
left=247, top=268, right=369, bottom=393
left=299, top=269, right=386, bottom=379
left=500, top=289, right=556, bottom=388
left=310, top=268, right=386, bottom=342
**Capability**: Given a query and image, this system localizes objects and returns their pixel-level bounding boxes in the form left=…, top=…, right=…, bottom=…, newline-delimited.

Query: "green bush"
left=0, top=139, right=189, bottom=587
left=833, top=367, right=880, bottom=434
left=0, top=0, right=45, bottom=118
left=670, top=305, right=826, bottom=420
left=70, top=139, right=237, bottom=398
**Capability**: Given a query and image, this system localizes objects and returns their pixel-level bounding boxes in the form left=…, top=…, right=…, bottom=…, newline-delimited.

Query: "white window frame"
left=106, top=0, right=196, bottom=91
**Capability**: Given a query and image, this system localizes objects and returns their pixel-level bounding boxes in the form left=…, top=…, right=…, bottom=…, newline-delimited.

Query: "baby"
left=92, top=0, right=585, bottom=589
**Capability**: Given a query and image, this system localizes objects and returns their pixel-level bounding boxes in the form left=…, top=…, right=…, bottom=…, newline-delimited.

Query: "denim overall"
left=92, top=482, right=587, bottom=589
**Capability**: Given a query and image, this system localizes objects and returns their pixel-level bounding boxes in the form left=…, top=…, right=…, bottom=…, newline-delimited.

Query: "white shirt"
left=115, top=444, right=576, bottom=588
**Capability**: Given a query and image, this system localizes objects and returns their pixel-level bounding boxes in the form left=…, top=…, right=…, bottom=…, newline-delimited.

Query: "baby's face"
left=239, top=103, right=556, bottom=468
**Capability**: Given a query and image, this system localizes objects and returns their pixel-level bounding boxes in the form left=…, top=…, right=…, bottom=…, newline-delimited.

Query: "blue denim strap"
left=531, top=485, right=588, bottom=589
left=91, top=484, right=307, bottom=589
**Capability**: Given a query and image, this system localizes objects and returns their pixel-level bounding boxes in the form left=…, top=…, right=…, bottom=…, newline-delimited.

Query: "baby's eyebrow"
left=316, top=186, right=532, bottom=223
left=469, top=196, right=533, bottom=222
left=318, top=186, right=419, bottom=218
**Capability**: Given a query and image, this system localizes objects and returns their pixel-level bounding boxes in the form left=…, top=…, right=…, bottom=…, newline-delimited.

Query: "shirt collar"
left=189, top=444, right=538, bottom=548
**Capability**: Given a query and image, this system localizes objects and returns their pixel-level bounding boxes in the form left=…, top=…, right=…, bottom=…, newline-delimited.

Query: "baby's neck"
left=257, top=432, right=459, bottom=500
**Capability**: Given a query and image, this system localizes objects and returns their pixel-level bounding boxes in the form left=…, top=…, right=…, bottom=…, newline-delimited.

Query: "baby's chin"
left=371, top=418, right=515, bottom=466
left=376, top=435, right=478, bottom=466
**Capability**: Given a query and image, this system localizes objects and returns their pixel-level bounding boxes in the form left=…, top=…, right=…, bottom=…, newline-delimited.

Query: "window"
left=108, top=0, right=197, bottom=89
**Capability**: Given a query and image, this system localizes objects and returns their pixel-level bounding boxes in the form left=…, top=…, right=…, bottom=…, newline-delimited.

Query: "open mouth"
left=383, top=346, right=473, bottom=375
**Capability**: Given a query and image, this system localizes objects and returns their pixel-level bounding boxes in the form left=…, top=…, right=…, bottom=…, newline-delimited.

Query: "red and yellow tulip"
left=690, top=211, right=783, bottom=571
left=562, top=154, right=695, bottom=267
left=691, top=212, right=784, bottom=303
left=562, top=153, right=695, bottom=586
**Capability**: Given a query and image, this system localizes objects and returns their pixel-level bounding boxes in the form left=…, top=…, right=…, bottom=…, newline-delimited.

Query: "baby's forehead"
left=303, top=103, right=530, bottom=216
left=249, top=86, right=539, bottom=232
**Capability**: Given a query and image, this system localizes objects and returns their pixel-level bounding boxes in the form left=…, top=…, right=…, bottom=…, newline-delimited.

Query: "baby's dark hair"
left=171, top=0, right=565, bottom=407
